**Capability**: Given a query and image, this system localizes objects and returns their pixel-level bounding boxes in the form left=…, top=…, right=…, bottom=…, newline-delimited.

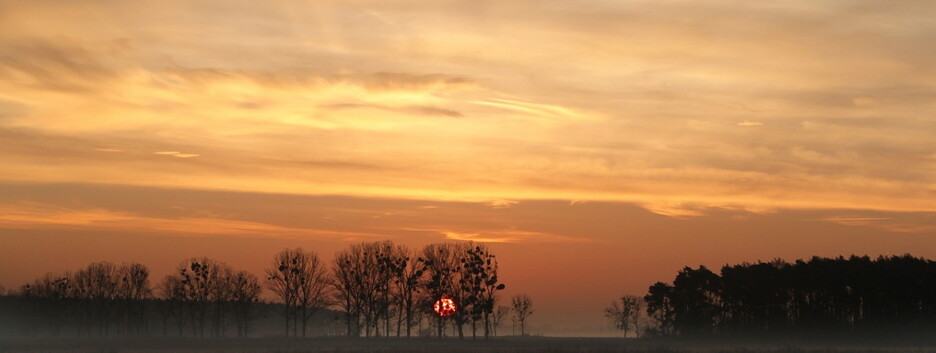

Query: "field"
left=3, top=337, right=936, bottom=353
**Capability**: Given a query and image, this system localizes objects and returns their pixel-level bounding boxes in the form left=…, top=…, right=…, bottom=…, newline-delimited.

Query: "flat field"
left=3, top=337, right=936, bottom=353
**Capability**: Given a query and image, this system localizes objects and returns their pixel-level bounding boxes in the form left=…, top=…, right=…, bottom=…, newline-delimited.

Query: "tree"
left=173, top=257, right=230, bottom=338
left=461, top=244, right=506, bottom=339
left=670, top=265, right=721, bottom=336
left=230, top=271, right=261, bottom=337
left=371, top=241, right=399, bottom=337
left=644, top=282, right=675, bottom=336
left=605, top=295, right=642, bottom=338
left=332, top=242, right=385, bottom=337
left=511, top=294, right=533, bottom=336
left=21, top=272, right=72, bottom=336
left=157, top=274, right=187, bottom=336
left=492, top=305, right=510, bottom=337
left=266, top=248, right=331, bottom=337
left=387, top=244, right=424, bottom=337
left=72, top=262, right=118, bottom=336
left=115, top=263, right=150, bottom=336
left=418, top=242, right=469, bottom=337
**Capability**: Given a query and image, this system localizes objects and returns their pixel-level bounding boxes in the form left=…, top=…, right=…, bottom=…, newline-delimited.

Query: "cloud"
left=325, top=103, right=462, bottom=118
left=821, top=215, right=936, bottom=234
left=154, top=151, right=199, bottom=158
left=0, top=1, right=934, bottom=216
left=359, top=72, right=475, bottom=93
left=470, top=98, right=592, bottom=123
left=487, top=199, right=518, bottom=209
left=0, top=39, right=127, bottom=93
left=441, top=229, right=576, bottom=244
left=0, top=201, right=378, bottom=240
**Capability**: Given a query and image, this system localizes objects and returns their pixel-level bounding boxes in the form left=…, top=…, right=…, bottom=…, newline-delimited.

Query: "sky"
left=1, top=0, right=935, bottom=336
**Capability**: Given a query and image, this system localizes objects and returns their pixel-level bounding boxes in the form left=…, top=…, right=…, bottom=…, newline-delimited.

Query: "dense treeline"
left=637, top=254, right=936, bottom=338
left=0, top=241, right=507, bottom=339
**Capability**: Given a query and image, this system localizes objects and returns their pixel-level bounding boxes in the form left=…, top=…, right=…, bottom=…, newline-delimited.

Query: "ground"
left=2, top=337, right=935, bottom=353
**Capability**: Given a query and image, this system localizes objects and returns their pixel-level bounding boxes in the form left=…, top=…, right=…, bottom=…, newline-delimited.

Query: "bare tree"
left=388, top=244, right=424, bottom=337
left=371, top=241, right=398, bottom=337
left=332, top=245, right=366, bottom=337
left=22, top=272, right=72, bottom=336
left=461, top=244, right=506, bottom=339
left=157, top=275, right=187, bottom=336
left=333, top=242, right=399, bottom=337
left=267, top=248, right=331, bottom=337
left=511, top=294, right=533, bottom=336
left=267, top=250, right=297, bottom=336
left=210, top=265, right=235, bottom=337
left=605, top=295, right=642, bottom=338
left=492, top=305, right=510, bottom=337
left=115, top=263, right=150, bottom=336
left=174, top=257, right=229, bottom=338
left=419, top=242, right=469, bottom=338
left=230, top=271, right=261, bottom=337
left=72, top=262, right=118, bottom=336
left=629, top=296, right=643, bottom=338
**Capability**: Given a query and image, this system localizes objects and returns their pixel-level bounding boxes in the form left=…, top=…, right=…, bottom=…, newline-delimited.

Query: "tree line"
left=607, top=254, right=936, bottom=339
left=0, top=241, right=526, bottom=339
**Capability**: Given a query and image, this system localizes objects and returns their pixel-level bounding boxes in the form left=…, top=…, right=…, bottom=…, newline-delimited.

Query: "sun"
left=433, top=296, right=456, bottom=317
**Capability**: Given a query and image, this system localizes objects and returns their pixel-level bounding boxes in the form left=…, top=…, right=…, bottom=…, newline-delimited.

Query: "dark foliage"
left=643, top=254, right=936, bottom=339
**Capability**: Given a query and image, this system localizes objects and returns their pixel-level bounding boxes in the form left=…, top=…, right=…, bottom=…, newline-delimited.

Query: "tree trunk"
left=405, top=303, right=412, bottom=337
left=301, top=306, right=308, bottom=338
left=437, top=315, right=443, bottom=338
left=285, top=306, right=291, bottom=337
left=483, top=312, right=490, bottom=339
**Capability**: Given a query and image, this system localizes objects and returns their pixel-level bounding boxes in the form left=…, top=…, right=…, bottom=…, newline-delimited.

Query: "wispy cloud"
left=0, top=0, right=934, bottom=216
left=440, top=229, right=577, bottom=244
left=487, top=200, right=518, bottom=209
left=155, top=151, right=199, bottom=158
left=0, top=202, right=379, bottom=240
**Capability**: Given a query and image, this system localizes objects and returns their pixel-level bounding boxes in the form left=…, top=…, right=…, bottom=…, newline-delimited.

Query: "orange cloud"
left=0, top=202, right=379, bottom=240
left=0, top=0, right=934, bottom=218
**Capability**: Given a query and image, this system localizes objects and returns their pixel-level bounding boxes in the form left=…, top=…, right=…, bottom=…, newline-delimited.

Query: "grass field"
left=3, top=337, right=936, bottom=353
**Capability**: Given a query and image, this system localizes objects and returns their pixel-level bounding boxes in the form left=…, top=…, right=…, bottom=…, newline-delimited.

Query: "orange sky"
left=1, top=0, right=935, bottom=335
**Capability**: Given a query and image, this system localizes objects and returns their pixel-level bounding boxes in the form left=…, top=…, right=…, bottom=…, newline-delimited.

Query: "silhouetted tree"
left=172, top=257, right=230, bottom=337
left=669, top=265, right=721, bottom=336
left=157, top=274, right=187, bottom=336
left=267, top=248, right=331, bottom=337
left=230, top=271, right=261, bottom=337
left=461, top=244, right=506, bottom=339
left=20, top=272, right=72, bottom=336
left=492, top=305, right=510, bottom=337
left=511, top=294, right=533, bottom=336
left=72, top=262, right=119, bottom=336
left=371, top=241, right=399, bottom=337
left=115, top=263, right=150, bottom=336
left=644, top=282, right=675, bottom=336
left=642, top=254, right=936, bottom=338
left=332, top=242, right=385, bottom=337
left=606, top=295, right=642, bottom=338
left=419, top=242, right=468, bottom=337
left=387, top=244, right=424, bottom=337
